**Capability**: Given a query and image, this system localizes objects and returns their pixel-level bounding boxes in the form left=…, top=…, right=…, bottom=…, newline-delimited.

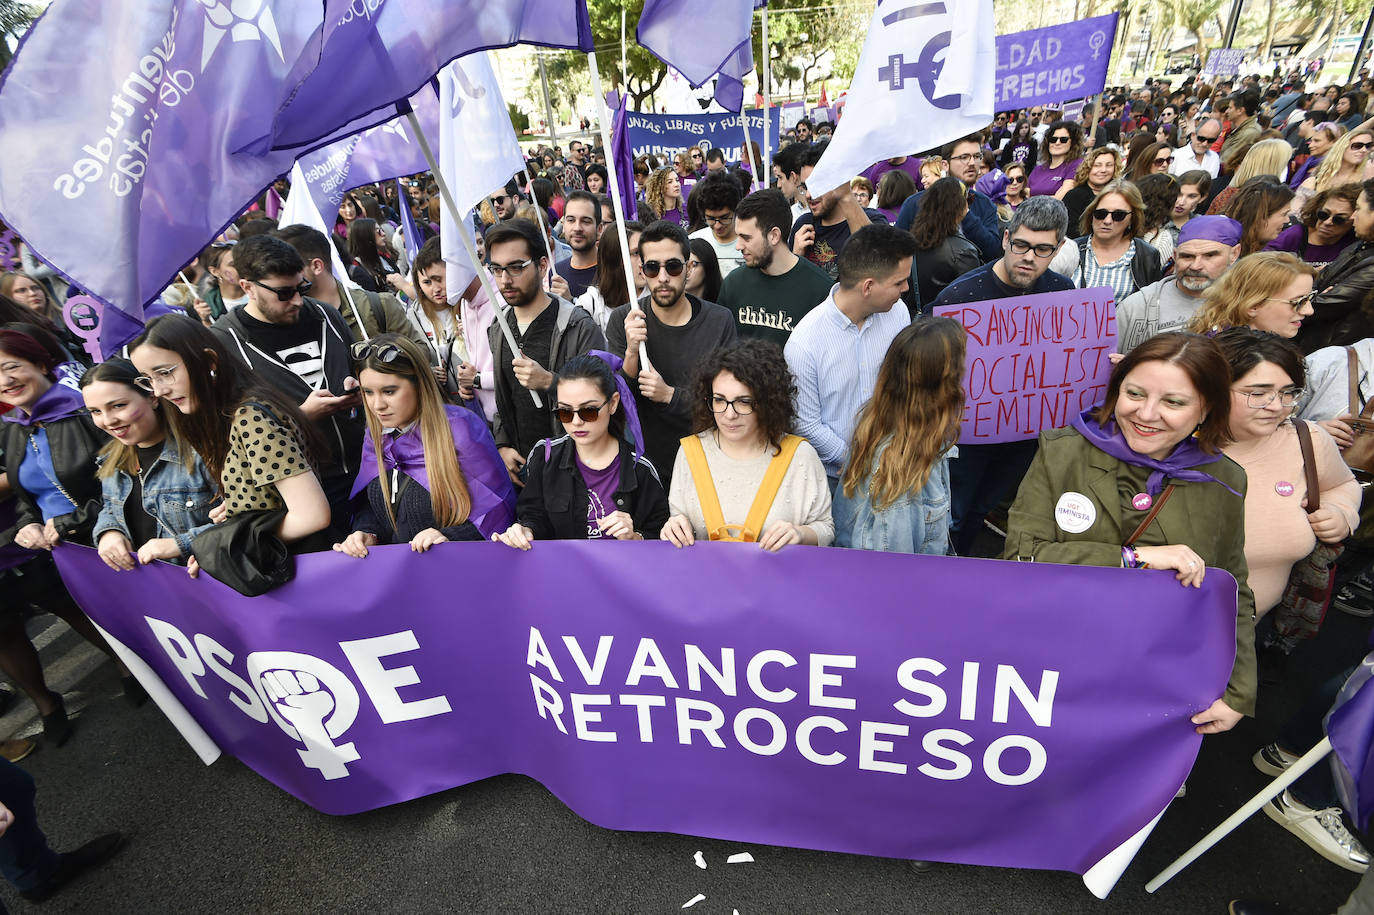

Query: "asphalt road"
left=0, top=589, right=1369, bottom=914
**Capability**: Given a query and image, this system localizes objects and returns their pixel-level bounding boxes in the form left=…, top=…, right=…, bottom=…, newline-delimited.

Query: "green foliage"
left=0, top=0, right=39, bottom=70
left=507, top=102, right=529, bottom=132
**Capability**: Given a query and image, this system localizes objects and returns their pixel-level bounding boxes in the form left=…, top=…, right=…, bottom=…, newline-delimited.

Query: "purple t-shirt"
left=862, top=158, right=924, bottom=191
left=1265, top=223, right=1354, bottom=269
left=576, top=452, right=622, bottom=539
left=1027, top=158, right=1081, bottom=198
left=660, top=206, right=689, bottom=229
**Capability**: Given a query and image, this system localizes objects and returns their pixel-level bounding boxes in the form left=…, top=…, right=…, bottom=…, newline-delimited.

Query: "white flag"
left=437, top=52, right=527, bottom=304
left=277, top=161, right=363, bottom=295
left=803, top=0, right=995, bottom=196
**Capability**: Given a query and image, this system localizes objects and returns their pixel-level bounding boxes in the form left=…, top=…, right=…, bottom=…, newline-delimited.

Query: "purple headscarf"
left=1, top=381, right=85, bottom=427
left=1070, top=408, right=1240, bottom=497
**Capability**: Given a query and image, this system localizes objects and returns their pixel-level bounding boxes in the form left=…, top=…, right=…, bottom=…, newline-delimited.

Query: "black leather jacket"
left=2, top=412, right=105, bottom=546
left=1072, top=236, right=1165, bottom=299
left=1295, top=241, right=1374, bottom=354
left=516, top=436, right=669, bottom=541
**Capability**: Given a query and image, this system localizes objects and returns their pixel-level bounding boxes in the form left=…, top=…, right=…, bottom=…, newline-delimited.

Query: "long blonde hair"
left=841, top=319, right=966, bottom=511
left=1230, top=138, right=1293, bottom=185
left=1186, top=251, right=1317, bottom=333
left=357, top=334, right=472, bottom=529
left=1312, top=128, right=1374, bottom=191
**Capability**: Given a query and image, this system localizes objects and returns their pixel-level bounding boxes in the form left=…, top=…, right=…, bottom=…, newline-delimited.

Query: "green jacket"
left=334, top=282, right=432, bottom=357
left=1003, top=426, right=1257, bottom=716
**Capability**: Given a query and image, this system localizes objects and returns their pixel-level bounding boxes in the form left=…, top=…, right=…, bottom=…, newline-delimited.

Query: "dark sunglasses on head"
left=1317, top=209, right=1353, bottom=225
left=251, top=279, right=312, bottom=302
left=642, top=258, right=686, bottom=278
left=1093, top=208, right=1130, bottom=222
left=351, top=340, right=403, bottom=363
left=553, top=399, right=610, bottom=423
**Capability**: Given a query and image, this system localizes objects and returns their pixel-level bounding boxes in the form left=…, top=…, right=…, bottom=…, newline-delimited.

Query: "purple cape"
left=1070, top=408, right=1240, bottom=497
left=351, top=405, right=516, bottom=539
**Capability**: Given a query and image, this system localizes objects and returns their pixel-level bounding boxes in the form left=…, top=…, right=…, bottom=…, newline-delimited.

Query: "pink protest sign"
left=935, top=286, right=1116, bottom=444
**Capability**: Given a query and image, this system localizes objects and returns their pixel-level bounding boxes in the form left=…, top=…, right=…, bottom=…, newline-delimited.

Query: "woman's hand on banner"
left=333, top=531, right=379, bottom=559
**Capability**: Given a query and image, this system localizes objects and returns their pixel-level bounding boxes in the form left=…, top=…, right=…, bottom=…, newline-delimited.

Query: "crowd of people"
left=6, top=61, right=1374, bottom=907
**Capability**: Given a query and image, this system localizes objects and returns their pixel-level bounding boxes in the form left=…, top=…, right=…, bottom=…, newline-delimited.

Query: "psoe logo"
left=197, top=0, right=285, bottom=72
left=148, top=620, right=453, bottom=781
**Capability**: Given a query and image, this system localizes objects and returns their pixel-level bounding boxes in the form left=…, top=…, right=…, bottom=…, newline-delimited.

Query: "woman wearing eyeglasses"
left=0, top=329, right=145, bottom=738
left=1187, top=251, right=1318, bottom=338
left=685, top=238, right=723, bottom=304
left=1266, top=182, right=1362, bottom=269
left=1293, top=129, right=1373, bottom=217
left=1061, top=180, right=1164, bottom=302
left=493, top=354, right=667, bottom=548
left=661, top=340, right=832, bottom=551
left=1027, top=121, right=1083, bottom=199
left=334, top=335, right=515, bottom=557
left=129, top=314, right=334, bottom=550
left=1215, top=328, right=1358, bottom=620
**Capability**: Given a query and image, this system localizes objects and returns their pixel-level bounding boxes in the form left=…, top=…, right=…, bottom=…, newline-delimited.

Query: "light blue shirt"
left=784, top=287, right=910, bottom=478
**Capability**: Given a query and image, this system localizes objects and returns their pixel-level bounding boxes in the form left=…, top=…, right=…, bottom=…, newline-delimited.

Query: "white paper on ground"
left=1081, top=806, right=1168, bottom=898
left=693, top=850, right=707, bottom=869
left=94, top=621, right=221, bottom=765
left=726, top=853, right=754, bottom=864
left=681, top=893, right=706, bottom=908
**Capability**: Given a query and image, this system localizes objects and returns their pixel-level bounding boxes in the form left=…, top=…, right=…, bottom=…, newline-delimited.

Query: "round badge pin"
left=1275, top=481, right=1295, bottom=497
left=1131, top=492, right=1152, bottom=511
left=1054, top=491, right=1097, bottom=533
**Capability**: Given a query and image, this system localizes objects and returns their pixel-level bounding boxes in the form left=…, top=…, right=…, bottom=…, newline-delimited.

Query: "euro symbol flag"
left=802, top=0, right=995, bottom=197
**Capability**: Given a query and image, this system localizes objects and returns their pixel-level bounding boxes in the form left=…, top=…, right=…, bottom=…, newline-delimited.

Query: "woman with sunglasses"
left=1214, top=327, right=1358, bottom=622
left=1027, top=121, right=1083, bottom=199
left=334, top=335, right=514, bottom=557
left=1188, top=251, right=1317, bottom=339
left=1061, top=180, right=1164, bottom=302
left=1294, top=128, right=1373, bottom=216
left=1267, top=182, right=1362, bottom=269
left=80, top=358, right=217, bottom=570
left=1124, top=141, right=1173, bottom=183
left=661, top=340, right=832, bottom=551
left=493, top=354, right=666, bottom=548
left=129, top=314, right=334, bottom=550
left=1061, top=146, right=1122, bottom=236
left=0, top=329, right=144, bottom=739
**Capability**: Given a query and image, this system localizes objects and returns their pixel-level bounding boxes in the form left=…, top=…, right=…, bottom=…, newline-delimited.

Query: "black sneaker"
left=20, top=832, right=124, bottom=902
left=1335, top=571, right=1374, bottom=617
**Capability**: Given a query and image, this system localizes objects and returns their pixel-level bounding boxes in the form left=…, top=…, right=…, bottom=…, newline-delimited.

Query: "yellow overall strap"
left=680, top=435, right=731, bottom=540
left=740, top=435, right=804, bottom=540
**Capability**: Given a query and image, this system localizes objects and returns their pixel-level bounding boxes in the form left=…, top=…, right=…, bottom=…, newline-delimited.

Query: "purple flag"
left=609, top=101, right=638, bottom=222
left=54, top=540, right=1235, bottom=894
left=1328, top=654, right=1374, bottom=830
left=271, top=0, right=593, bottom=151
left=994, top=13, right=1119, bottom=109
left=934, top=287, right=1118, bottom=444
left=637, top=0, right=756, bottom=89
left=395, top=179, right=422, bottom=265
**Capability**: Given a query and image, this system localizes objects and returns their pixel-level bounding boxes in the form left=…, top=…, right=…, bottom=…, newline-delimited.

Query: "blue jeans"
left=949, top=440, right=1039, bottom=556
left=0, top=758, right=59, bottom=892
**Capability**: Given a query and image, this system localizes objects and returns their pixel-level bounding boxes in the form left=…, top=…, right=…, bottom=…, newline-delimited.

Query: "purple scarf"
left=351, top=405, right=515, bottom=539
left=1070, top=408, right=1240, bottom=497
left=588, top=350, right=645, bottom=459
left=1, top=381, right=86, bottom=427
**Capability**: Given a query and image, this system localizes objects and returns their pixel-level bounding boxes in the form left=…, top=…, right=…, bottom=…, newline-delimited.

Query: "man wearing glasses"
left=894, top=134, right=1002, bottom=261
left=929, top=198, right=1076, bottom=557
left=211, top=236, right=364, bottom=524
left=689, top=172, right=746, bottom=277
left=1170, top=118, right=1223, bottom=178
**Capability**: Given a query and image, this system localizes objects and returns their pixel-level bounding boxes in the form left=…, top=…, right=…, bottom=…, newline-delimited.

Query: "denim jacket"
left=93, top=445, right=218, bottom=560
left=833, top=443, right=954, bottom=555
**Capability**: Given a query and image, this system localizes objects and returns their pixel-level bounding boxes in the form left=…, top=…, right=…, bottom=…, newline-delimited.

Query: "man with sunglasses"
left=1115, top=215, right=1240, bottom=354
left=211, top=236, right=364, bottom=524
left=929, top=197, right=1075, bottom=556
left=689, top=172, right=746, bottom=277
left=483, top=219, right=605, bottom=485
left=605, top=221, right=736, bottom=484
left=1170, top=118, right=1223, bottom=178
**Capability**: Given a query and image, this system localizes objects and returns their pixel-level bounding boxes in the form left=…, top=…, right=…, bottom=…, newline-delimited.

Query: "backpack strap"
left=364, top=289, right=386, bottom=333
left=740, top=435, right=805, bottom=540
left=680, top=435, right=729, bottom=539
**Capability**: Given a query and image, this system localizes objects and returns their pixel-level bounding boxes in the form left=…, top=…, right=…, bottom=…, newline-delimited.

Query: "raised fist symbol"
left=247, top=651, right=361, bottom=780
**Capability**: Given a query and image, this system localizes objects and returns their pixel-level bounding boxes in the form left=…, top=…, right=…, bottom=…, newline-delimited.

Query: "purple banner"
left=1328, top=653, right=1374, bottom=830
left=54, top=541, right=1233, bottom=881
left=995, top=14, right=1119, bottom=109
left=936, top=287, right=1117, bottom=444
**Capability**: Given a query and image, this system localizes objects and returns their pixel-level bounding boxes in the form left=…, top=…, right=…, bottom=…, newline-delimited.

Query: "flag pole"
left=586, top=50, right=651, bottom=370
left=519, top=191, right=558, bottom=290
left=1144, top=737, right=1333, bottom=893
left=761, top=6, right=772, bottom=186
left=405, top=109, right=542, bottom=408
left=740, top=111, right=760, bottom=192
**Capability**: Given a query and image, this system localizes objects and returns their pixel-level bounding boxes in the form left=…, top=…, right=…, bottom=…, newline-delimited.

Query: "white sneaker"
left=1264, top=790, right=1371, bottom=873
left=1253, top=743, right=1302, bottom=777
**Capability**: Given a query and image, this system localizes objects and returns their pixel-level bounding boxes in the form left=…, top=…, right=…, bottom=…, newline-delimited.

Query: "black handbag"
left=191, top=509, right=292, bottom=597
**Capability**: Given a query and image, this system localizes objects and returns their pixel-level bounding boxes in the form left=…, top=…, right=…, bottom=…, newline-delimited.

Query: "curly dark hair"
left=690, top=340, right=797, bottom=453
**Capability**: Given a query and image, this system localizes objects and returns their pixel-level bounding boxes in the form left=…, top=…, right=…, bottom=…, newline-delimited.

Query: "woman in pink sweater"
left=1217, top=328, right=1360, bottom=617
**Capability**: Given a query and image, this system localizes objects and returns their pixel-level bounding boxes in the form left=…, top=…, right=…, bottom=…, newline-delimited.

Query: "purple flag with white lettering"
left=55, top=540, right=1235, bottom=896
left=272, top=0, right=593, bottom=151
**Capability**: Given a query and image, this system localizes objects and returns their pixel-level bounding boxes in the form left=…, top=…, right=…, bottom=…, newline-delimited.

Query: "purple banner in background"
left=995, top=13, right=1119, bottom=108
left=54, top=540, right=1232, bottom=881
left=936, top=287, right=1118, bottom=444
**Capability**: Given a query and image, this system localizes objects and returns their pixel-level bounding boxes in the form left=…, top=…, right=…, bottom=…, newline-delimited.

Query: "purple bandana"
left=351, top=405, right=515, bottom=539
left=588, top=350, right=646, bottom=459
left=1070, top=408, right=1240, bottom=497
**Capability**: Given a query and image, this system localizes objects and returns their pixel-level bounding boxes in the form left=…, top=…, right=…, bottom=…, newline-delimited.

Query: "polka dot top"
left=221, top=402, right=312, bottom=517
